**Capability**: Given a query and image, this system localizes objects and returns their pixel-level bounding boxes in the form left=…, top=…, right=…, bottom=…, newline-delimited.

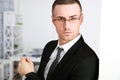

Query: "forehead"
left=53, top=3, right=81, bottom=17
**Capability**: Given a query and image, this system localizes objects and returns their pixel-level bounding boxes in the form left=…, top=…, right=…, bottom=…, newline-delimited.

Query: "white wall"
left=18, top=0, right=101, bottom=55
left=100, top=0, right=120, bottom=80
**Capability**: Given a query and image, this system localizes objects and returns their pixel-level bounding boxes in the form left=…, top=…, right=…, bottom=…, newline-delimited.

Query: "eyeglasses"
left=53, top=16, right=81, bottom=24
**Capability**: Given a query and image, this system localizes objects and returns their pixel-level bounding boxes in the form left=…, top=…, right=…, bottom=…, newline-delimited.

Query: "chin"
left=64, top=38, right=73, bottom=42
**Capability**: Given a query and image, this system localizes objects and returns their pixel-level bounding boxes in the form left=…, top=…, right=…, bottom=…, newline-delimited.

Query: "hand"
left=17, top=57, right=34, bottom=76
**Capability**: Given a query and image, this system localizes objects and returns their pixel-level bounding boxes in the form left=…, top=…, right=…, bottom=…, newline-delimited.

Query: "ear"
left=51, top=16, right=54, bottom=23
left=79, top=13, right=84, bottom=25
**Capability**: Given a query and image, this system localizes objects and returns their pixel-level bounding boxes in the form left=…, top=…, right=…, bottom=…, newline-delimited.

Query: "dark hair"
left=52, top=0, right=82, bottom=16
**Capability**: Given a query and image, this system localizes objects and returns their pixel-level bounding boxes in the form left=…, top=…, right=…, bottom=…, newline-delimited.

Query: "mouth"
left=64, top=32, right=72, bottom=36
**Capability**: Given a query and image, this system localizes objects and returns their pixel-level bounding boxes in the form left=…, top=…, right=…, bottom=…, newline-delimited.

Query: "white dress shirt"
left=44, top=34, right=81, bottom=79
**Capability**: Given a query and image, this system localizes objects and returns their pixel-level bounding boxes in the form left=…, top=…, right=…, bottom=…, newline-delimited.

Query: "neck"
left=59, top=33, right=80, bottom=45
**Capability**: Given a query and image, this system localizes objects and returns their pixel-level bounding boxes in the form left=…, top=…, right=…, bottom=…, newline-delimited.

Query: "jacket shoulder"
left=43, top=40, right=58, bottom=50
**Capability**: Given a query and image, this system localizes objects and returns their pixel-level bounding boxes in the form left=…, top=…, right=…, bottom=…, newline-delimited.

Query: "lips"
left=64, top=32, right=72, bottom=35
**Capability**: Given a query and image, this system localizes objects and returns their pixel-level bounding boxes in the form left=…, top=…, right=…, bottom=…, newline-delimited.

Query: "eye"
left=70, top=17, right=78, bottom=20
left=58, top=17, right=65, bottom=21
left=54, top=18, right=62, bottom=21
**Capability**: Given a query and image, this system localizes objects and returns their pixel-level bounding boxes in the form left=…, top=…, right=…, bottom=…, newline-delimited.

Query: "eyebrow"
left=55, top=15, right=79, bottom=18
left=69, top=15, right=79, bottom=17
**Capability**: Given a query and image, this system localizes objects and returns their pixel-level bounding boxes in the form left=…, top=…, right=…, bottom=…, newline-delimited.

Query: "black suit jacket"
left=25, top=36, right=99, bottom=80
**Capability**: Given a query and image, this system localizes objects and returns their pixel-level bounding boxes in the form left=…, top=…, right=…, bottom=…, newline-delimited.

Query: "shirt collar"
left=57, top=34, right=81, bottom=53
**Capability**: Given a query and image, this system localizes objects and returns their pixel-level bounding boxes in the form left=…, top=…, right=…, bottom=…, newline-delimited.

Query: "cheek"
left=53, top=21, right=64, bottom=35
left=53, top=23, right=59, bottom=31
left=72, top=24, right=80, bottom=31
left=55, top=25, right=63, bottom=34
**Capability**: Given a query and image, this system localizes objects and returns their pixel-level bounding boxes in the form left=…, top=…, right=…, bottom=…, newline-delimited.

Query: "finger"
left=19, top=57, right=28, bottom=64
left=20, top=57, right=25, bottom=62
left=25, top=57, right=31, bottom=63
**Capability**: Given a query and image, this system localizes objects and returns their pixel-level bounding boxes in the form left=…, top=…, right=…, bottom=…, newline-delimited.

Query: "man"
left=17, top=0, right=99, bottom=80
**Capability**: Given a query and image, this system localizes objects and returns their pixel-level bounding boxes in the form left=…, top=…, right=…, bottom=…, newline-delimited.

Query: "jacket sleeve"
left=70, top=55, right=99, bottom=80
left=25, top=41, right=57, bottom=80
left=25, top=72, right=40, bottom=80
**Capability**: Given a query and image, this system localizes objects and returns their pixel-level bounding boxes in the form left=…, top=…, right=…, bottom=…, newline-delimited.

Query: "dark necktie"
left=47, top=47, right=63, bottom=79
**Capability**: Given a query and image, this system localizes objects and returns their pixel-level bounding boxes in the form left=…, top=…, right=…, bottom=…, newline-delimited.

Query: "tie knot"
left=57, top=47, right=63, bottom=53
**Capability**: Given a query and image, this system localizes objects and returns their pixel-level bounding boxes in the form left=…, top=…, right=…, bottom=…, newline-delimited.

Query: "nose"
left=64, top=20, right=70, bottom=30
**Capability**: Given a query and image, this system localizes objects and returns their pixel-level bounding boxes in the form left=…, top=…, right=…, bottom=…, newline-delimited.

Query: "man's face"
left=52, top=3, right=83, bottom=45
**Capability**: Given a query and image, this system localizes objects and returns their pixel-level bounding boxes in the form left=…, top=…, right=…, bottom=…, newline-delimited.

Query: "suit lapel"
left=39, top=41, right=58, bottom=80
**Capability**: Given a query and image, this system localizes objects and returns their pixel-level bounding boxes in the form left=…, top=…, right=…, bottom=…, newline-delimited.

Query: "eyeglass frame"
left=52, top=14, right=82, bottom=24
